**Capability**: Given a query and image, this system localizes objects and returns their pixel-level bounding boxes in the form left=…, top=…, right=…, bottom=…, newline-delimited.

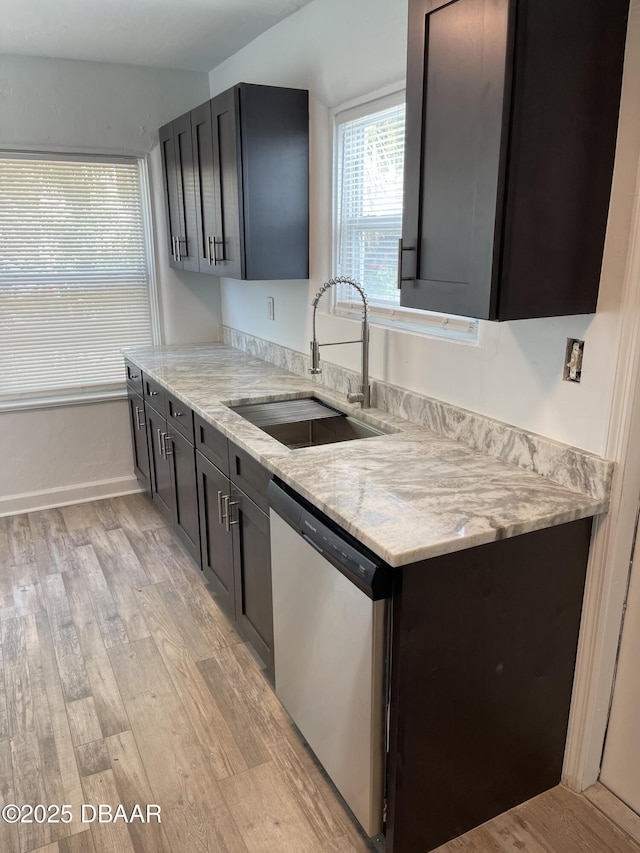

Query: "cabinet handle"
left=135, top=406, right=146, bottom=430
left=164, top=433, right=173, bottom=456
left=173, top=411, right=184, bottom=417
left=397, top=238, right=416, bottom=290
left=157, top=428, right=165, bottom=459
left=223, top=495, right=239, bottom=532
left=171, top=235, right=177, bottom=262
left=149, top=390, right=158, bottom=396
left=207, top=236, right=215, bottom=266
left=217, top=490, right=226, bottom=525
left=129, top=372, right=139, bottom=380
left=176, top=237, right=185, bottom=262
left=212, top=237, right=224, bottom=265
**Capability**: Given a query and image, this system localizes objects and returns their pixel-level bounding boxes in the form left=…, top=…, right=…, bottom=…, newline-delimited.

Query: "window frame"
left=0, top=149, right=161, bottom=412
left=330, top=86, right=479, bottom=345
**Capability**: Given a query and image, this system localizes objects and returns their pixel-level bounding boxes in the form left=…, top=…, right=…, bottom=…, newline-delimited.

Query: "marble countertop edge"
left=123, top=344, right=608, bottom=566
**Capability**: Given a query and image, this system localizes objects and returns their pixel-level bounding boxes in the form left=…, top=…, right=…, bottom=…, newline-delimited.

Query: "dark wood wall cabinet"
left=400, top=0, right=630, bottom=320
left=160, top=82, right=309, bottom=281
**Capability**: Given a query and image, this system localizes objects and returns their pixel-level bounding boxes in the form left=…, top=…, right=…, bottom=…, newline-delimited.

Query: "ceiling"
left=0, top=0, right=315, bottom=72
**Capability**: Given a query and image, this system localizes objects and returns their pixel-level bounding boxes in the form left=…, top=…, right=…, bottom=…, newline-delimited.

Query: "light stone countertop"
left=124, top=343, right=608, bottom=568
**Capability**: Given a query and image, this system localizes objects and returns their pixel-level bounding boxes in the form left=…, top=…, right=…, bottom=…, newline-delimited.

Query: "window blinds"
left=0, top=156, right=154, bottom=400
left=335, top=100, right=405, bottom=305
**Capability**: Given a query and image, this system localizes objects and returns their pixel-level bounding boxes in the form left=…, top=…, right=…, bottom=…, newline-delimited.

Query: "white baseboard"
left=0, top=476, right=143, bottom=517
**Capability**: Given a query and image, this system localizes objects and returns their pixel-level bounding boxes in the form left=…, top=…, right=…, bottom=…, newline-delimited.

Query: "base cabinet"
left=385, top=517, right=593, bottom=853
left=197, top=451, right=236, bottom=617
left=196, top=437, right=274, bottom=673
left=145, top=404, right=173, bottom=523
left=126, top=388, right=150, bottom=494
left=169, top=429, right=200, bottom=565
left=145, top=402, right=200, bottom=566
left=230, top=484, right=273, bottom=672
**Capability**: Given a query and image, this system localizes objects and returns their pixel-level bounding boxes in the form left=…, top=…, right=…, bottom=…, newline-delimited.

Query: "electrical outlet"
left=267, top=296, right=275, bottom=321
left=563, top=338, right=584, bottom=383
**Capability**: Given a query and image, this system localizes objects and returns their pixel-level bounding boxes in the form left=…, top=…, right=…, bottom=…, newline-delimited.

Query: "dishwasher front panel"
left=270, top=510, right=387, bottom=837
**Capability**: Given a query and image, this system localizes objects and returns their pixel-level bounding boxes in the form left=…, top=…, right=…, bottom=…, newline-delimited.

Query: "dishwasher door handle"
left=302, top=532, right=324, bottom=555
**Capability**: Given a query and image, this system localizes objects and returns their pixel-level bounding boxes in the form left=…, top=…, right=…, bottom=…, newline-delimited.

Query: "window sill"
left=335, top=302, right=480, bottom=344
left=0, top=386, right=128, bottom=414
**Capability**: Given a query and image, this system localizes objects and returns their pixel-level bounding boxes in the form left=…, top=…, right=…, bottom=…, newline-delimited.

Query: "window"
left=0, top=153, right=158, bottom=404
left=333, top=91, right=478, bottom=342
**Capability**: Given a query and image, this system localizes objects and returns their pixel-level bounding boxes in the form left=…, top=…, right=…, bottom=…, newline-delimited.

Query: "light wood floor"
left=0, top=493, right=637, bottom=853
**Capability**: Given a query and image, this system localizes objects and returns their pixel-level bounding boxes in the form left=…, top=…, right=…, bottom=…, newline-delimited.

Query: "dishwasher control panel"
left=268, top=478, right=391, bottom=600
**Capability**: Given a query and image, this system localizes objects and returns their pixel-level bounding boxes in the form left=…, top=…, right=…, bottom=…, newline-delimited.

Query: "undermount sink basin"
left=230, top=398, right=388, bottom=449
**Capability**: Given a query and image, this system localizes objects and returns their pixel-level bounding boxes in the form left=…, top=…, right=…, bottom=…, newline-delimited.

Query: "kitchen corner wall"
left=0, top=55, right=220, bottom=514
left=209, top=0, right=640, bottom=458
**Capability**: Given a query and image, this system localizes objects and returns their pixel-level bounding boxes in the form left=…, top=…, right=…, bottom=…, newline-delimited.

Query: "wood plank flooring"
left=0, top=494, right=637, bottom=853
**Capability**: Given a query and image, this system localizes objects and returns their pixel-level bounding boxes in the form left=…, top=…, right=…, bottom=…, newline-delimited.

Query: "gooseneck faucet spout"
left=310, top=277, right=370, bottom=408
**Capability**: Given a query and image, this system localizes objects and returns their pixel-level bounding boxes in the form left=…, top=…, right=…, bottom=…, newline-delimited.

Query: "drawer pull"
left=129, top=372, right=139, bottom=380
left=135, top=406, right=145, bottom=430
left=174, top=411, right=184, bottom=417
left=149, top=390, right=158, bottom=396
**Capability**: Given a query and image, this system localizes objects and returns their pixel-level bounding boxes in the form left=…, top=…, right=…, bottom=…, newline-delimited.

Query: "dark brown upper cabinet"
left=159, top=112, right=199, bottom=273
left=162, top=83, right=309, bottom=281
left=399, top=0, right=629, bottom=321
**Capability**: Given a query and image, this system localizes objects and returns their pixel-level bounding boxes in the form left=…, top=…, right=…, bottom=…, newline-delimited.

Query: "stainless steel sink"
left=230, top=398, right=388, bottom=449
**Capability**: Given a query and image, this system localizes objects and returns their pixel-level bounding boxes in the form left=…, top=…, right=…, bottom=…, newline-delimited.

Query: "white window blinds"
left=0, top=155, right=155, bottom=401
left=335, top=98, right=405, bottom=305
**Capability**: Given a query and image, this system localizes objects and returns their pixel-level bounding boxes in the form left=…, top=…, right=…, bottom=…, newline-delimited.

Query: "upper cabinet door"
left=211, top=88, right=243, bottom=279
left=159, top=122, right=184, bottom=270
left=400, top=0, right=629, bottom=321
left=401, top=0, right=510, bottom=321
left=160, top=115, right=198, bottom=272
left=172, top=113, right=199, bottom=273
left=192, top=101, right=218, bottom=274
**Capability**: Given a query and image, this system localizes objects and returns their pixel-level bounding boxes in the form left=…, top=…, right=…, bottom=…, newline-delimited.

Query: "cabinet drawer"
left=124, top=359, right=143, bottom=395
left=166, top=392, right=195, bottom=444
left=229, top=443, right=270, bottom=514
left=143, top=375, right=166, bottom=416
left=195, top=414, right=229, bottom=476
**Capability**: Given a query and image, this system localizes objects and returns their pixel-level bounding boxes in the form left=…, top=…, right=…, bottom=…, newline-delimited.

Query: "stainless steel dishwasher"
left=268, top=479, right=391, bottom=838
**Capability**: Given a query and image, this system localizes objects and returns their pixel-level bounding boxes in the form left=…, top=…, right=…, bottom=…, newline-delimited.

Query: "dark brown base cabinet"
left=386, top=517, right=593, bottom=853
left=196, top=420, right=274, bottom=673
left=135, top=372, right=202, bottom=567
left=126, top=388, right=150, bottom=493
left=125, top=366, right=274, bottom=672
left=400, top=0, right=630, bottom=320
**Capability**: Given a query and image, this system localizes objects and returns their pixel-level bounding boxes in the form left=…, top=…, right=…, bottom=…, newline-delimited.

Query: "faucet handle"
left=309, top=340, right=322, bottom=374
left=347, top=380, right=365, bottom=404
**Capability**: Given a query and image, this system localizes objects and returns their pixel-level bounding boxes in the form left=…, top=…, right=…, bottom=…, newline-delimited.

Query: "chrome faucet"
left=310, top=276, right=370, bottom=408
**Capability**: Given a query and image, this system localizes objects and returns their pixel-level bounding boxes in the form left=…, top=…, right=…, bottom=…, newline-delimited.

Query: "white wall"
left=210, top=0, right=640, bottom=456
left=0, top=55, right=220, bottom=513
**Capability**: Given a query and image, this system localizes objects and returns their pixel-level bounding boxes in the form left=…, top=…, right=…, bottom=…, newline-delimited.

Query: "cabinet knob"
left=149, top=390, right=158, bottom=396
left=130, top=372, right=139, bottom=380
left=174, top=411, right=184, bottom=417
